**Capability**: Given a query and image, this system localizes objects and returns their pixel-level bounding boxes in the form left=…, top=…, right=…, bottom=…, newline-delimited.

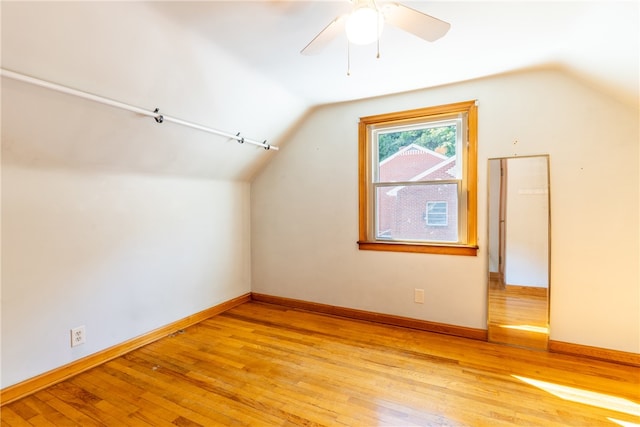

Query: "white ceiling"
left=151, top=1, right=639, bottom=106
left=2, top=1, right=638, bottom=181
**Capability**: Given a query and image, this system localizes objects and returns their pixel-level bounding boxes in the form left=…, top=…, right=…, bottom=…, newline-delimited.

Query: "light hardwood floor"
left=2, top=302, right=639, bottom=426
left=487, top=282, right=549, bottom=350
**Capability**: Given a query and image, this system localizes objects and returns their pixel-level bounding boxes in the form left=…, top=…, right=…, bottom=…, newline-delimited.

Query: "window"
left=426, top=201, right=448, bottom=226
left=358, top=100, right=478, bottom=255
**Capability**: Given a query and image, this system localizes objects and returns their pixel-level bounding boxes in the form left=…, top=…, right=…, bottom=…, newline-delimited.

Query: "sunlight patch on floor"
left=513, top=375, right=640, bottom=417
left=608, top=417, right=640, bottom=427
left=499, top=324, right=549, bottom=334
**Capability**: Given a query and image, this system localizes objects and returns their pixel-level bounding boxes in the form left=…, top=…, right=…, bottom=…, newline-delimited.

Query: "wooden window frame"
left=357, top=100, right=478, bottom=256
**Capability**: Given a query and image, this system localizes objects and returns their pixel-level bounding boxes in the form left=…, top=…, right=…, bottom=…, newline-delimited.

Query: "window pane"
left=376, top=183, right=459, bottom=243
left=377, top=124, right=460, bottom=183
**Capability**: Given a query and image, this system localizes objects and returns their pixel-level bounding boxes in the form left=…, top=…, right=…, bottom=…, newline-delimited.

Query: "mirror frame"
left=486, top=154, right=551, bottom=350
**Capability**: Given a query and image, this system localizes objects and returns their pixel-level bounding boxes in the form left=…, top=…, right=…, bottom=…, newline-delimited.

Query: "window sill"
left=357, top=241, right=478, bottom=256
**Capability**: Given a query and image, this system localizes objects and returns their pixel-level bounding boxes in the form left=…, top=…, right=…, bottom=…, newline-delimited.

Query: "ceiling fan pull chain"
left=347, top=41, right=351, bottom=76
left=375, top=0, right=381, bottom=58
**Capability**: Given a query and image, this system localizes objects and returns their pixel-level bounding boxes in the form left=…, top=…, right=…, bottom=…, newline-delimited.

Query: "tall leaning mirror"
left=487, top=155, right=550, bottom=350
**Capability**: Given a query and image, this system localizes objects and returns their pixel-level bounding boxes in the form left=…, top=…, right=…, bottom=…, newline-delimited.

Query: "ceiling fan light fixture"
left=345, top=7, right=384, bottom=45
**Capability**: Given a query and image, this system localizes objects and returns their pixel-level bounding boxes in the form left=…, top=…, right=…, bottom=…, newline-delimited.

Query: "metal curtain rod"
left=0, top=68, right=278, bottom=151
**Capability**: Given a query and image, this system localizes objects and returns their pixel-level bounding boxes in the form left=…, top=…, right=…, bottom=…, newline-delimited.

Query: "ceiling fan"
left=301, top=0, right=451, bottom=56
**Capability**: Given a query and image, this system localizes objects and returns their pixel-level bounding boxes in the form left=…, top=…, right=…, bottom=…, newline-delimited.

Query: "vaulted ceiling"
left=2, top=1, right=638, bottom=181
left=150, top=1, right=638, bottom=106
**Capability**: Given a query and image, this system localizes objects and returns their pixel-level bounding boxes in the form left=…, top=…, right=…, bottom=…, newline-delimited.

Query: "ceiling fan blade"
left=301, top=15, right=347, bottom=55
left=382, top=2, right=451, bottom=42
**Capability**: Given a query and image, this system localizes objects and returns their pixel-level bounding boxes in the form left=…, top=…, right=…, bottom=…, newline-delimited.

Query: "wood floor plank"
left=33, top=391, right=103, bottom=427
left=0, top=406, right=33, bottom=427
left=11, top=394, right=75, bottom=427
left=105, top=359, right=242, bottom=426
left=3, top=301, right=639, bottom=426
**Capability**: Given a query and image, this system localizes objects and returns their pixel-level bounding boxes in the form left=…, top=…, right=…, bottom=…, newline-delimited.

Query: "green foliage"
left=378, top=125, right=456, bottom=162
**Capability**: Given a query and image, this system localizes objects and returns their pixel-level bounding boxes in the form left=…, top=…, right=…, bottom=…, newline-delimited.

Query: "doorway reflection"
left=487, top=156, right=550, bottom=350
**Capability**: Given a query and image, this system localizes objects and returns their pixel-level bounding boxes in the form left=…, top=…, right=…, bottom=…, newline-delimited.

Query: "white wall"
left=1, top=1, right=306, bottom=182
left=1, top=165, right=251, bottom=388
left=504, top=156, right=549, bottom=287
left=251, top=67, right=639, bottom=354
left=1, top=1, right=268, bottom=389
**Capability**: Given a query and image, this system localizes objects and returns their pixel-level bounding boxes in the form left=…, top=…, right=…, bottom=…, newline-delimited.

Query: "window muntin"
left=358, top=101, right=478, bottom=256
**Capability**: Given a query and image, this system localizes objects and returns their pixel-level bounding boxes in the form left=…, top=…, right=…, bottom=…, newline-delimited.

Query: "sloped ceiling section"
left=2, top=1, right=638, bottom=181
left=150, top=1, right=639, bottom=107
left=2, top=1, right=307, bottom=181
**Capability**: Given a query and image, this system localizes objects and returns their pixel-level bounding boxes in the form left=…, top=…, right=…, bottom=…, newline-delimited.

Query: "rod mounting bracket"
left=153, top=108, right=164, bottom=123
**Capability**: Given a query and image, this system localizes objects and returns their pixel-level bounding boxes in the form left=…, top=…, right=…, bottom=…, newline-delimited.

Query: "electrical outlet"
left=71, top=326, right=86, bottom=347
left=414, top=288, right=425, bottom=304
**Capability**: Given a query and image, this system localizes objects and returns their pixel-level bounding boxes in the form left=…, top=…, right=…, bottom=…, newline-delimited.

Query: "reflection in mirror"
left=487, top=155, right=550, bottom=350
